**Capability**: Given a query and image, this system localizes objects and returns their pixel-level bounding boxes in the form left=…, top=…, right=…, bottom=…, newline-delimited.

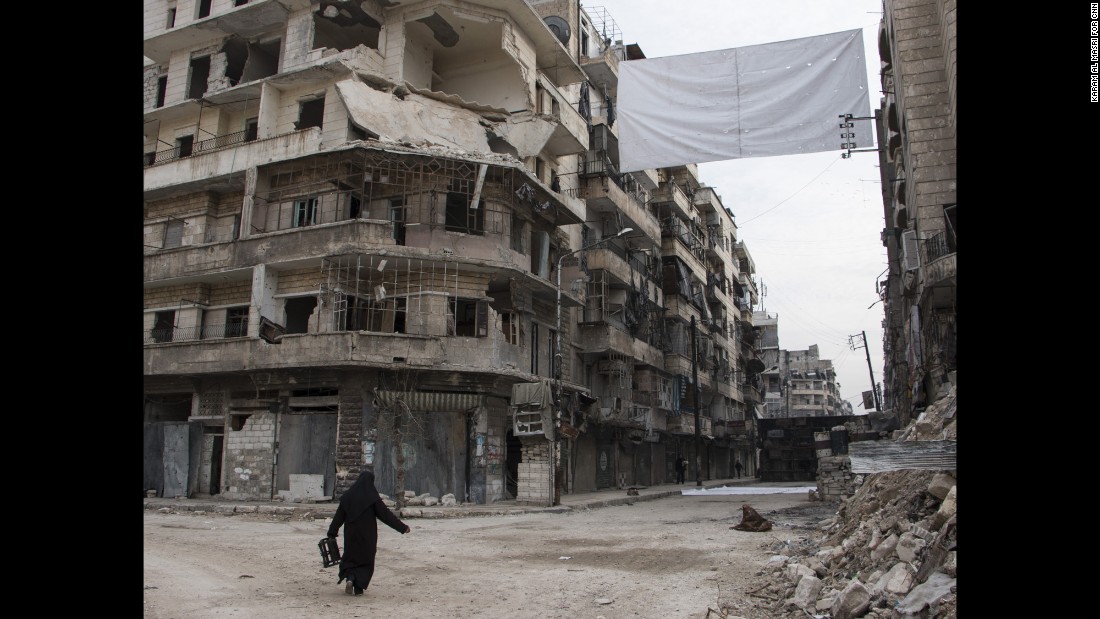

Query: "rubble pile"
left=749, top=387, right=957, bottom=618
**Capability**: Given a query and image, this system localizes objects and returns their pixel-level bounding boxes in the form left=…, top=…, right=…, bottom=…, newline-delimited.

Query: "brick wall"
left=222, top=411, right=277, bottom=499
left=517, top=438, right=553, bottom=504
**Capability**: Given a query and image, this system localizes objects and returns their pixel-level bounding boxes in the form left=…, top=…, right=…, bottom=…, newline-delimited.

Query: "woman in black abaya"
left=326, top=469, right=411, bottom=595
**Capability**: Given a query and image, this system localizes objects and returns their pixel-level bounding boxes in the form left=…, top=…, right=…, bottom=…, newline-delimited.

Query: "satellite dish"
left=543, top=16, right=570, bottom=45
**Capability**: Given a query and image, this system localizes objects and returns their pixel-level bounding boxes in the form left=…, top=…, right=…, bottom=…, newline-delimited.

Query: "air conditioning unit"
left=900, top=230, right=920, bottom=272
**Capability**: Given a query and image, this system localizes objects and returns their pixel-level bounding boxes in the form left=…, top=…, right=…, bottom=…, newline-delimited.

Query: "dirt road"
left=143, top=489, right=836, bottom=619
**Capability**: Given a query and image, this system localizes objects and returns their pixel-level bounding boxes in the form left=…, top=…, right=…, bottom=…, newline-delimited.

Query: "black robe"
left=326, top=470, right=409, bottom=591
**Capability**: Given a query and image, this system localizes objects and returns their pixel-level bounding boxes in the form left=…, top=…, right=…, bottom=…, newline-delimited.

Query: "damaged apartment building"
left=874, top=0, right=956, bottom=429
left=143, top=0, right=764, bottom=506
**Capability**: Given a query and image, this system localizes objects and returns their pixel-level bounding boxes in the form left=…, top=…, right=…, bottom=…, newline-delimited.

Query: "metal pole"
left=691, top=315, right=702, bottom=487
left=862, top=331, right=882, bottom=412
left=553, top=228, right=633, bottom=505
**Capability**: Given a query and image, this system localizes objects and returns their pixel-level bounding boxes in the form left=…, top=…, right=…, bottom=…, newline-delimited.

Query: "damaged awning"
left=373, top=390, right=483, bottom=412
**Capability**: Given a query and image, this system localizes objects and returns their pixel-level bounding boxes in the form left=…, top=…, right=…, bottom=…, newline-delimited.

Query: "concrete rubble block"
left=879, top=562, right=916, bottom=595
left=807, top=558, right=828, bottom=577
left=907, top=524, right=933, bottom=540
left=403, top=490, right=417, bottom=498
left=816, top=546, right=844, bottom=565
left=234, top=505, right=257, bottom=514
left=215, top=505, right=237, bottom=514
left=895, top=572, right=956, bottom=616
left=931, top=485, right=956, bottom=530
left=406, top=496, right=425, bottom=506
left=868, top=526, right=882, bottom=550
left=382, top=498, right=397, bottom=508
left=895, top=532, right=927, bottom=564
left=831, top=580, right=871, bottom=619
left=441, top=493, right=457, bottom=506
left=767, top=555, right=790, bottom=567
left=870, top=533, right=899, bottom=562
left=400, top=507, right=423, bottom=518
left=790, top=575, right=824, bottom=610
left=423, top=496, right=440, bottom=507
left=815, top=591, right=838, bottom=612
left=785, top=563, right=817, bottom=585
left=940, top=551, right=956, bottom=577
left=926, top=473, right=956, bottom=501
left=865, top=570, right=885, bottom=595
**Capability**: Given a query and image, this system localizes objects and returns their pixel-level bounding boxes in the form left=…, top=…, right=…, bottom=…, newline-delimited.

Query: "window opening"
left=188, top=56, right=211, bottom=99
left=176, top=135, right=194, bottom=158
left=155, top=76, right=167, bottom=108
left=390, top=199, right=406, bottom=245
left=293, top=198, right=317, bottom=227
left=225, top=307, right=249, bottom=338
left=444, top=180, right=483, bottom=234
left=164, top=219, right=185, bottom=248
left=244, top=118, right=258, bottom=142
left=152, top=310, right=176, bottom=343
left=166, top=5, right=176, bottom=29
left=197, top=0, right=212, bottom=19
left=295, top=97, right=325, bottom=131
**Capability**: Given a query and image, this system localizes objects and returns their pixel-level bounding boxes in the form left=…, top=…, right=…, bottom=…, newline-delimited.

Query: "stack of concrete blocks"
left=288, top=474, right=327, bottom=502
left=222, top=412, right=276, bottom=499
left=516, top=440, right=551, bottom=505
left=815, top=427, right=859, bottom=501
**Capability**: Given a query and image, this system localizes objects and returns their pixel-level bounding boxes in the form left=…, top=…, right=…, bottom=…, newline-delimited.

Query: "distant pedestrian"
left=735, top=460, right=743, bottom=479
left=675, top=454, right=687, bottom=484
left=326, top=470, right=411, bottom=596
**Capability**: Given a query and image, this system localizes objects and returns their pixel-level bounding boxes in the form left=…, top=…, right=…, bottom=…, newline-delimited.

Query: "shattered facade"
left=875, top=0, right=956, bottom=428
left=143, top=0, right=762, bottom=505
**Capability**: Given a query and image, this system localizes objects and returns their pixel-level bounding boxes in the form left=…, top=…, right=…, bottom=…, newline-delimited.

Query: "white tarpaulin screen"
left=617, top=29, right=872, bottom=172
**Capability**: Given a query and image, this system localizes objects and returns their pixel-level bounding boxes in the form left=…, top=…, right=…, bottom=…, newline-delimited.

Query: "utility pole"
left=691, top=315, right=702, bottom=487
left=849, top=331, right=882, bottom=412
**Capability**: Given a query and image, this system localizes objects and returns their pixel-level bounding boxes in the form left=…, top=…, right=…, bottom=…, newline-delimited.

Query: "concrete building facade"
left=143, top=0, right=763, bottom=504
left=874, top=0, right=956, bottom=427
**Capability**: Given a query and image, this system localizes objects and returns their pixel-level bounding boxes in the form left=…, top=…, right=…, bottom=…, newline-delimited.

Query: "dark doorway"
left=505, top=430, right=521, bottom=500
left=210, top=434, right=223, bottom=494
left=284, top=296, right=317, bottom=334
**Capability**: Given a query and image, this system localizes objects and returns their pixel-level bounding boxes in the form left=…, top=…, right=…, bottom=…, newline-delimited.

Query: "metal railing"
left=145, top=129, right=256, bottom=167
left=145, top=322, right=248, bottom=344
left=923, top=230, right=955, bottom=262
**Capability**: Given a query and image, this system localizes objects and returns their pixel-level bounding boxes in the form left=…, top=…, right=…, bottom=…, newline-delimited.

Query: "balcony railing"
left=145, top=129, right=256, bottom=167
left=145, top=322, right=248, bottom=344
left=923, top=230, right=956, bottom=262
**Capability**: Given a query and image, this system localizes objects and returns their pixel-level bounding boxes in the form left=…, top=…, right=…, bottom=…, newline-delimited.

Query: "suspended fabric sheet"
left=617, top=29, right=872, bottom=172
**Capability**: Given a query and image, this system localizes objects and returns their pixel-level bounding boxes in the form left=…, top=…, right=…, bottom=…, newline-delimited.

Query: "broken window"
left=444, top=181, right=483, bottom=234
left=293, top=198, right=317, bottom=227
left=156, top=76, right=167, bottom=108
left=152, top=310, right=176, bottom=343
left=501, top=312, right=519, bottom=345
left=943, top=203, right=957, bottom=252
left=175, top=135, right=194, bottom=158
left=224, top=37, right=281, bottom=86
left=348, top=121, right=367, bottom=141
left=390, top=199, right=406, bottom=245
left=144, top=152, right=157, bottom=167
left=510, top=214, right=525, bottom=254
left=295, top=97, right=325, bottom=131
left=188, top=56, right=211, bottom=99
left=225, top=306, right=249, bottom=338
left=451, top=299, right=488, bottom=337
left=284, top=296, right=317, bottom=334
left=164, top=219, right=185, bottom=248
left=244, top=118, right=258, bottom=142
left=197, top=0, right=212, bottom=19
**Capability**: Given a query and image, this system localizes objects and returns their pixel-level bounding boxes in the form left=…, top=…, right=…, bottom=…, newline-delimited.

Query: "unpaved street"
left=143, top=489, right=836, bottom=619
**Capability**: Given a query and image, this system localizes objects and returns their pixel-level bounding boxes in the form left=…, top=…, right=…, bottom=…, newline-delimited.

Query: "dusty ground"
left=143, top=489, right=837, bottom=619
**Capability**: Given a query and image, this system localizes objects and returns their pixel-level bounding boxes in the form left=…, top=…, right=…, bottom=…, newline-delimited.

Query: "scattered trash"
left=595, top=598, right=613, bottom=605
left=239, top=575, right=254, bottom=579
left=144, top=585, right=157, bottom=590
left=559, top=556, right=572, bottom=560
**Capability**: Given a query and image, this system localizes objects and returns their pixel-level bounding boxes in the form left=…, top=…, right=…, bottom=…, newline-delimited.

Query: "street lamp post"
left=551, top=227, right=632, bottom=506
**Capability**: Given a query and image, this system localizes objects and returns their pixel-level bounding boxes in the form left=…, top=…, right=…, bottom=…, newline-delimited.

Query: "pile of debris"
left=748, top=386, right=957, bottom=618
